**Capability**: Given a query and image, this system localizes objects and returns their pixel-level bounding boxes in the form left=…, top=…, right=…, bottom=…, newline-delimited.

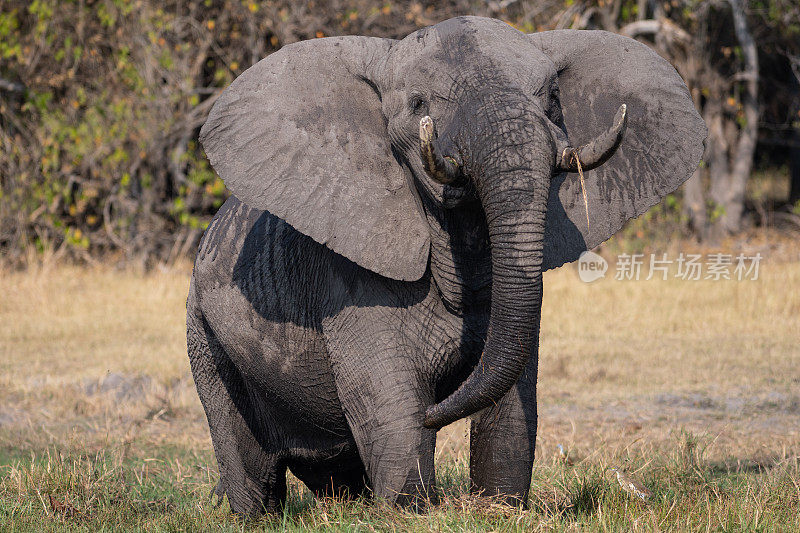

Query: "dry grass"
left=1, top=239, right=798, bottom=530
left=537, top=245, right=800, bottom=462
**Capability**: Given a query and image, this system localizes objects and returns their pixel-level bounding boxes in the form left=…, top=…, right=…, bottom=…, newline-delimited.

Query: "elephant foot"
left=393, top=481, right=439, bottom=511
left=219, top=465, right=287, bottom=518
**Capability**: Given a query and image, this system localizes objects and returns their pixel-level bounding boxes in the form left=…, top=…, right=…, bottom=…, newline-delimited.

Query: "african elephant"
left=187, top=16, right=705, bottom=516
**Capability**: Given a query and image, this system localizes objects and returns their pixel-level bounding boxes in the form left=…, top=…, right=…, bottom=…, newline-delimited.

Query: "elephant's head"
left=200, top=17, right=706, bottom=430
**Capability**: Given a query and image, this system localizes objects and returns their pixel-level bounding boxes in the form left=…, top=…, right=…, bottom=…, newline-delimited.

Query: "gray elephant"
left=187, top=16, right=705, bottom=516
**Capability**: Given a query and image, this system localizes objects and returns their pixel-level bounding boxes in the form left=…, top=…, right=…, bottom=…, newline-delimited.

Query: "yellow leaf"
left=207, top=20, right=215, bottom=30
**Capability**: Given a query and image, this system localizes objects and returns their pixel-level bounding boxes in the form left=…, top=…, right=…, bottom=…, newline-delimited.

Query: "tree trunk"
left=637, top=0, right=648, bottom=20
left=706, top=97, right=732, bottom=240
left=683, top=88, right=708, bottom=238
left=684, top=166, right=707, bottom=238
left=789, top=55, right=800, bottom=207
left=710, top=0, right=759, bottom=234
left=791, top=129, right=800, bottom=206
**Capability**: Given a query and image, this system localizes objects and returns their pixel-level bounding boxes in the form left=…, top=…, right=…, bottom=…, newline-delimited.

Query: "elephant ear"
left=529, top=30, right=706, bottom=270
left=200, top=37, right=430, bottom=282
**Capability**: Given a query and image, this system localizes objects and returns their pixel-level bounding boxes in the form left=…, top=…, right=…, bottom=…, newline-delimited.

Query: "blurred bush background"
left=1, top=0, right=798, bottom=267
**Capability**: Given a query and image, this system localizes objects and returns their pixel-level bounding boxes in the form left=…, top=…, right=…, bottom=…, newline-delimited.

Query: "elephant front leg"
left=331, top=344, right=437, bottom=508
left=469, top=354, right=539, bottom=506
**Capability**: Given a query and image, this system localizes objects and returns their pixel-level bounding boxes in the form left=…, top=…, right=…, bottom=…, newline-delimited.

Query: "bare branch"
left=619, top=18, right=690, bottom=43
left=0, top=78, right=24, bottom=93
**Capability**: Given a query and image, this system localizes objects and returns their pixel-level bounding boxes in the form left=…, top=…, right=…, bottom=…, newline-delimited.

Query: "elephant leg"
left=187, top=307, right=287, bottom=516
left=469, top=353, right=539, bottom=506
left=331, top=346, right=437, bottom=508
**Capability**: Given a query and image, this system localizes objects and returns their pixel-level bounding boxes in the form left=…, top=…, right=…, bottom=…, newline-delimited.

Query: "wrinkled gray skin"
left=189, top=17, right=705, bottom=516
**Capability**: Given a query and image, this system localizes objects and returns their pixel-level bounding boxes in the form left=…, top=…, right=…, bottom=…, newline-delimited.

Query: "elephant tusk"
left=419, top=116, right=460, bottom=184
left=557, top=104, right=627, bottom=172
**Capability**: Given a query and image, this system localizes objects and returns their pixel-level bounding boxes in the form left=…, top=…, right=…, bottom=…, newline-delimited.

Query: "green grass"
left=2, top=442, right=799, bottom=531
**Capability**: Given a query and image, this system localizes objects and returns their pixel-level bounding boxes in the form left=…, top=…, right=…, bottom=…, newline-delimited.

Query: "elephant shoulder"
left=191, top=195, right=428, bottom=330
left=195, top=196, right=262, bottom=269
left=191, top=197, right=343, bottom=314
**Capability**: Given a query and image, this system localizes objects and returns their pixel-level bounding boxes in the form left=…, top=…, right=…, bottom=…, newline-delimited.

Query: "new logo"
left=578, top=251, right=608, bottom=283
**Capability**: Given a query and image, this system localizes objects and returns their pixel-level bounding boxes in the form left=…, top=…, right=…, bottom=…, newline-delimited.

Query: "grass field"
left=1, top=239, right=799, bottom=531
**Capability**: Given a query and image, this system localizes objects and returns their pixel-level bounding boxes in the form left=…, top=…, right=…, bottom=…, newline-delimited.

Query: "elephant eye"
left=547, top=85, right=563, bottom=123
left=408, top=95, right=428, bottom=115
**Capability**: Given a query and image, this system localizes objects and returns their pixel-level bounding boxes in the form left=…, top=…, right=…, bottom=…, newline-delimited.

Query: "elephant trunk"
left=423, top=127, right=550, bottom=430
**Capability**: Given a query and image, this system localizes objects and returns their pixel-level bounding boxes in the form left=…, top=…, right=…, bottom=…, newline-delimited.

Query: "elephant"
left=187, top=16, right=705, bottom=516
